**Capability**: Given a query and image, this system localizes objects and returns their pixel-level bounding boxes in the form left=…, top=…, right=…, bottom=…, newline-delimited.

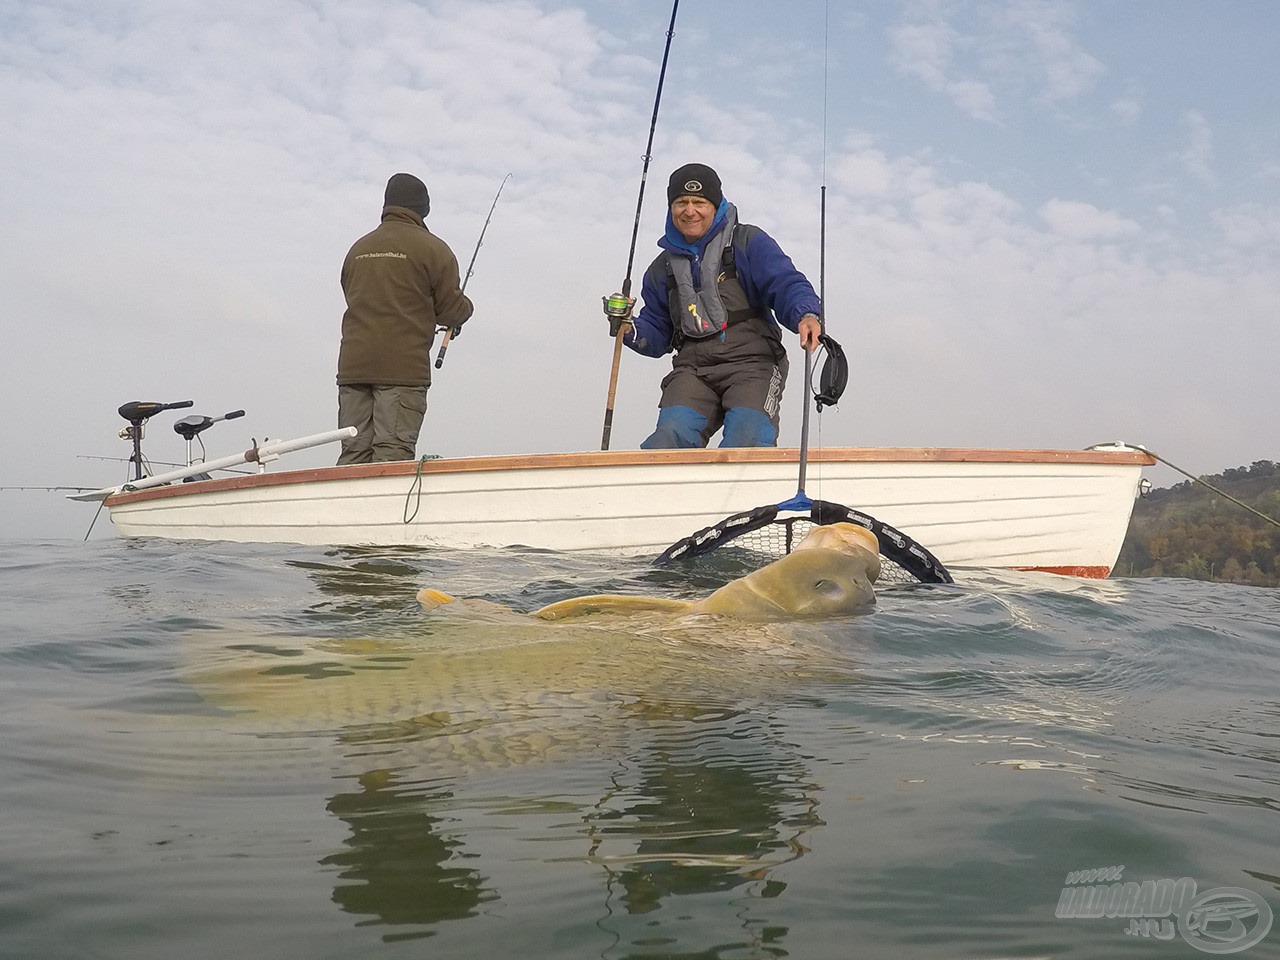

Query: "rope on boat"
left=1119, top=443, right=1280, bottom=530
left=403, top=456, right=439, bottom=524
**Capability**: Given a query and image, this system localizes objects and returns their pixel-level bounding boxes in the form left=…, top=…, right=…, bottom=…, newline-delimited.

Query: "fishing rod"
left=435, top=172, right=511, bottom=369
left=74, top=454, right=256, bottom=476
left=797, top=180, right=826, bottom=495
left=600, top=0, right=680, bottom=451
left=0, top=485, right=96, bottom=492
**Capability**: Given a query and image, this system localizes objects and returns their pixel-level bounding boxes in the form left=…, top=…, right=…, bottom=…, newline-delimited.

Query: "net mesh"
left=655, top=499, right=952, bottom=586
left=699, top=516, right=919, bottom=585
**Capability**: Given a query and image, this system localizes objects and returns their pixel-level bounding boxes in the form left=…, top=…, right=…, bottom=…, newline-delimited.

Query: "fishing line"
left=796, top=0, right=832, bottom=497
left=600, top=0, right=680, bottom=451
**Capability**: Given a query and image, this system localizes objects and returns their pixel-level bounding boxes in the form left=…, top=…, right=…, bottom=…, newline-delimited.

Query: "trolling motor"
left=174, top=409, right=246, bottom=480
left=117, top=400, right=194, bottom=481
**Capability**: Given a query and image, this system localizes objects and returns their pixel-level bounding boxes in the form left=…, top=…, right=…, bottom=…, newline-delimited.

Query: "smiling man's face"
left=671, top=196, right=718, bottom=242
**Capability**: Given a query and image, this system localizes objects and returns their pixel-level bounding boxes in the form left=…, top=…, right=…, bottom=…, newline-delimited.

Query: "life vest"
left=664, top=223, right=767, bottom=349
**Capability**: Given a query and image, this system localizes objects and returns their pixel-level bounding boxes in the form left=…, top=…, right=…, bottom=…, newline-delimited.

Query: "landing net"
left=655, top=499, right=953, bottom=586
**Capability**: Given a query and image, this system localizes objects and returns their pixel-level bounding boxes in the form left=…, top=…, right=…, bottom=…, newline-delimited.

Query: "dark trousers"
left=337, top=385, right=429, bottom=464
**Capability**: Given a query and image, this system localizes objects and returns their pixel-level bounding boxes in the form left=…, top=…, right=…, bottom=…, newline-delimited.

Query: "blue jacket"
left=624, top=200, right=822, bottom=358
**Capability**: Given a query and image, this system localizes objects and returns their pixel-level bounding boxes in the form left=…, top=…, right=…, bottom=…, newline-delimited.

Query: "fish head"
left=792, top=523, right=881, bottom=583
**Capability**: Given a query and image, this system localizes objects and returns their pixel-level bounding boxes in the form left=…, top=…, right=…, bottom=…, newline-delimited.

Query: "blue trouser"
left=641, top=405, right=779, bottom=448
left=640, top=357, right=787, bottom=449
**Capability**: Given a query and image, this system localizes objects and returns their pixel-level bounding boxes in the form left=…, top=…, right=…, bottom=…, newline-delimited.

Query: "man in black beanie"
left=336, top=173, right=473, bottom=463
left=615, top=162, right=822, bottom=448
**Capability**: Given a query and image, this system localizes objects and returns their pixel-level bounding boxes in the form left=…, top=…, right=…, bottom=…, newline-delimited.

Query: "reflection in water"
left=589, top=711, right=820, bottom=913
left=288, top=548, right=435, bottom=620
left=586, top=709, right=820, bottom=958
left=322, top=768, right=494, bottom=942
left=223, top=547, right=852, bottom=952
left=312, top=698, right=823, bottom=954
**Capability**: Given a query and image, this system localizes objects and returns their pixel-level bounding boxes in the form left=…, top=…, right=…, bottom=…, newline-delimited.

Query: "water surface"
left=1, top=539, right=1277, bottom=959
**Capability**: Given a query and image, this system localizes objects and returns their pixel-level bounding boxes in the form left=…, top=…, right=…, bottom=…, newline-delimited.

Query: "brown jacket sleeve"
left=429, top=246, right=473, bottom=329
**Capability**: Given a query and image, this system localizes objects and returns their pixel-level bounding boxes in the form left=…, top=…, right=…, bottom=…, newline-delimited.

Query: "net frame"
left=654, top=498, right=953, bottom=585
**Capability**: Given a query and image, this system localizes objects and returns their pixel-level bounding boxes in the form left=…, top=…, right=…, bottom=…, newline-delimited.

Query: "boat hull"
left=101, top=447, right=1152, bottom=576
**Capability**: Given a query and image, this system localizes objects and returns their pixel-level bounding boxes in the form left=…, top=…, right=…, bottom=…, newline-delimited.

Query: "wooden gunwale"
left=106, top=446, right=1155, bottom=507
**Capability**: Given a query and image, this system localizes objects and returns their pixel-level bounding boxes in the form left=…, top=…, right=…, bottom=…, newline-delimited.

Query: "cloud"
left=989, top=0, right=1106, bottom=104
left=1214, top=203, right=1280, bottom=248
left=1180, top=109, right=1216, bottom=187
left=1110, top=86, right=1143, bottom=124
left=1038, top=199, right=1141, bottom=240
left=888, top=0, right=1104, bottom=122
left=888, top=7, right=1000, bottom=122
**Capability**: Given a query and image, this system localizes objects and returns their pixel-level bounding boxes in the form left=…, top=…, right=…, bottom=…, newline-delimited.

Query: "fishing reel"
left=602, top=292, right=636, bottom=337
left=813, top=333, right=848, bottom=411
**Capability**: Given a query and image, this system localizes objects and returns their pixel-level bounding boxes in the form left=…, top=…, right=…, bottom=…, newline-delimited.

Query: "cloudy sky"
left=2, top=0, right=1277, bottom=540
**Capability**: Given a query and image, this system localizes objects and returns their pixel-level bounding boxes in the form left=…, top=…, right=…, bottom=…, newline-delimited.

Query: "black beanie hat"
left=667, top=163, right=723, bottom=207
left=384, top=173, right=430, bottom=218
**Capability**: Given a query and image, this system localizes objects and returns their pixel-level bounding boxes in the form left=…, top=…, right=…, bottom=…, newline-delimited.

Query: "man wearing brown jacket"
left=336, top=173, right=473, bottom=464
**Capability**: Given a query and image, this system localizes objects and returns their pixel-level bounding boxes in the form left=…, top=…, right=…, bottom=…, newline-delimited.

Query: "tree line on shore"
left=1116, top=459, right=1279, bottom=586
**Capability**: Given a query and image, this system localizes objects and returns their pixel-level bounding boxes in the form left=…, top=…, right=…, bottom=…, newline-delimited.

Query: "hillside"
left=1116, top=460, right=1280, bottom=585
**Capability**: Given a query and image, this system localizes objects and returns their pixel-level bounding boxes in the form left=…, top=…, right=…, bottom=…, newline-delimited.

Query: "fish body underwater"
left=420, top=522, right=881, bottom=622
left=186, top=524, right=879, bottom=775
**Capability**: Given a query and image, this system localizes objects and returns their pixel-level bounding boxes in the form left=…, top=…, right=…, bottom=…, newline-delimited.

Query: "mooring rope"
left=1131, top=444, right=1280, bottom=530
left=403, top=456, right=440, bottom=524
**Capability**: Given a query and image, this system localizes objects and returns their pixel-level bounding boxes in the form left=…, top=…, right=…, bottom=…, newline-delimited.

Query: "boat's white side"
left=101, top=446, right=1154, bottom=576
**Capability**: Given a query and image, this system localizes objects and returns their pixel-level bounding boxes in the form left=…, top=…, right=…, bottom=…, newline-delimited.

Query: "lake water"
left=1, top=537, right=1277, bottom=959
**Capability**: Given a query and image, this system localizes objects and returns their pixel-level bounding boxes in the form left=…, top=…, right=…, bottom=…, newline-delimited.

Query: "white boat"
left=74, top=441, right=1154, bottom=577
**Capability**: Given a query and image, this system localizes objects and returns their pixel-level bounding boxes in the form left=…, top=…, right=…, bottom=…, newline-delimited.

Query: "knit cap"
left=667, top=163, right=723, bottom=207
left=384, top=173, right=430, bottom=218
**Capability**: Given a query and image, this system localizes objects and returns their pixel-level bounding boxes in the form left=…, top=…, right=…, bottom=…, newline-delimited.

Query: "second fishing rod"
left=599, top=0, right=680, bottom=451
left=435, top=173, right=512, bottom=370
